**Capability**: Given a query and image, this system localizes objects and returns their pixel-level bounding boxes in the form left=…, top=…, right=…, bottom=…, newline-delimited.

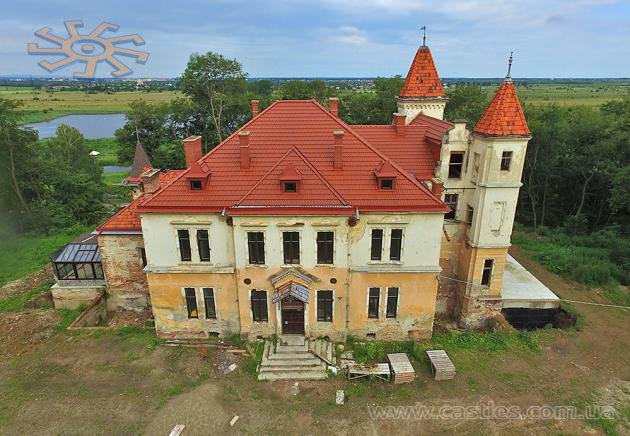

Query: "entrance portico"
left=270, top=268, right=318, bottom=337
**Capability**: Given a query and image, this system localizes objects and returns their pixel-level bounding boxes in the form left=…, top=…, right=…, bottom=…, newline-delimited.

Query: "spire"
left=128, top=140, right=153, bottom=180
left=421, top=26, right=427, bottom=47
left=399, top=42, right=444, bottom=98
left=474, top=60, right=530, bottom=137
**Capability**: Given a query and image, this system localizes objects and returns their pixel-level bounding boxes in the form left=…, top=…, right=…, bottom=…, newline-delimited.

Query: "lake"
left=26, top=113, right=126, bottom=139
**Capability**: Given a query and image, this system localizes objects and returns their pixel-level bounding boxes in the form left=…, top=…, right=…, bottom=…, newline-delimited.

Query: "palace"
left=50, top=42, right=559, bottom=341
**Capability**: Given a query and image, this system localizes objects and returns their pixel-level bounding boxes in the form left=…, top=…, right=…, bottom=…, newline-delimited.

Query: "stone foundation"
left=51, top=280, right=106, bottom=309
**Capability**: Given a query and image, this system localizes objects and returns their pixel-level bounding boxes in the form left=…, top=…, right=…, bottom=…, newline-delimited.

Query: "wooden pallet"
left=426, top=349, right=456, bottom=380
left=348, top=363, right=391, bottom=381
left=387, top=353, right=415, bottom=384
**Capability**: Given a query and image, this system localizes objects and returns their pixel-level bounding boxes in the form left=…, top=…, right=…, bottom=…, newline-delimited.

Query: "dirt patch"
left=24, top=290, right=54, bottom=310
left=105, top=311, right=151, bottom=328
left=0, top=310, right=60, bottom=356
left=0, top=265, right=53, bottom=300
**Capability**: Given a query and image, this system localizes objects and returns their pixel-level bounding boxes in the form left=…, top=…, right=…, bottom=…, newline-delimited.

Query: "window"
left=448, top=152, right=464, bottom=179
left=283, top=231, right=300, bottom=264
left=138, top=247, right=147, bottom=267
left=196, top=230, right=210, bottom=262
left=185, top=288, right=198, bottom=318
left=379, top=179, right=393, bottom=190
left=370, top=229, right=383, bottom=260
left=481, top=259, right=494, bottom=286
left=389, top=229, right=403, bottom=261
left=190, top=180, right=202, bottom=190
left=316, top=231, right=334, bottom=264
left=203, top=287, right=216, bottom=319
left=501, top=151, right=513, bottom=171
left=251, top=290, right=268, bottom=322
left=386, top=287, right=399, bottom=318
left=444, top=194, right=459, bottom=220
left=317, top=290, right=333, bottom=322
left=466, top=205, right=474, bottom=225
left=178, top=230, right=191, bottom=261
left=472, top=152, right=480, bottom=179
left=247, top=232, right=265, bottom=264
left=368, top=287, right=380, bottom=318
left=284, top=182, right=297, bottom=192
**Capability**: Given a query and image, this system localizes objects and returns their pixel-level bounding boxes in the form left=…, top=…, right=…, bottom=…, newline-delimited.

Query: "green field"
left=0, top=86, right=182, bottom=124
left=514, top=82, right=629, bottom=106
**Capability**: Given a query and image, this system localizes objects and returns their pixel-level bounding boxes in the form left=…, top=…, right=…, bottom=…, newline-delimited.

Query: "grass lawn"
left=87, top=138, right=125, bottom=166
left=0, top=225, right=90, bottom=287
left=0, top=87, right=182, bottom=124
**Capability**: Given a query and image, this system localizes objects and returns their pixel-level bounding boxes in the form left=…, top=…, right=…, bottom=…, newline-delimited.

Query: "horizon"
left=0, top=0, right=628, bottom=79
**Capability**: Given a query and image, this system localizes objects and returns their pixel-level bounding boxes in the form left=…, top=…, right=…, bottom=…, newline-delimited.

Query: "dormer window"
left=190, top=180, right=203, bottom=190
left=284, top=182, right=297, bottom=193
left=379, top=179, right=394, bottom=190
left=279, top=163, right=302, bottom=193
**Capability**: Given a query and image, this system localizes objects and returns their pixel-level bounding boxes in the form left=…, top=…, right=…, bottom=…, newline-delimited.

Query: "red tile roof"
left=97, top=170, right=184, bottom=232
left=353, top=114, right=453, bottom=180
left=474, top=80, right=530, bottom=137
left=139, top=100, right=449, bottom=215
left=399, top=46, right=445, bottom=98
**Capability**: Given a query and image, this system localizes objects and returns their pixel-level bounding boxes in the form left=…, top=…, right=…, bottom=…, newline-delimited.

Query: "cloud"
left=329, top=26, right=368, bottom=45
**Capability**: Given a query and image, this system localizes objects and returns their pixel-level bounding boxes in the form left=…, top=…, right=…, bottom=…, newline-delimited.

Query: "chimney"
left=251, top=100, right=260, bottom=118
left=431, top=178, right=444, bottom=197
left=183, top=135, right=203, bottom=168
left=239, top=131, right=250, bottom=169
left=333, top=130, right=344, bottom=169
left=140, top=168, right=161, bottom=194
left=394, top=113, right=406, bottom=134
left=329, top=97, right=339, bottom=117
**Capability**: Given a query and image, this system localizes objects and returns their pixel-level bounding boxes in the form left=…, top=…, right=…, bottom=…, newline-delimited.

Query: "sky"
left=0, top=0, right=629, bottom=78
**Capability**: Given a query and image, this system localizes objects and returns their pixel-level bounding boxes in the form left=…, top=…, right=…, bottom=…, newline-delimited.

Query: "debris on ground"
left=169, top=424, right=185, bottom=436
left=0, top=265, right=53, bottom=300
left=230, top=416, right=239, bottom=427
left=339, top=351, right=355, bottom=368
left=290, top=382, right=300, bottom=396
left=328, top=365, right=338, bottom=375
left=336, top=390, right=345, bottom=405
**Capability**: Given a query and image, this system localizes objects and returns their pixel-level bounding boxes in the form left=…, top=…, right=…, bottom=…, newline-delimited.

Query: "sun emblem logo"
left=27, top=20, right=149, bottom=78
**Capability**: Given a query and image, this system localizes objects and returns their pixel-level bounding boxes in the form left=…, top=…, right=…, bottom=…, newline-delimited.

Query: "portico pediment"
left=269, top=268, right=319, bottom=289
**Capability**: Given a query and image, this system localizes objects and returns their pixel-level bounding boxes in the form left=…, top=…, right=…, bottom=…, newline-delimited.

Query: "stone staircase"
left=257, top=335, right=330, bottom=381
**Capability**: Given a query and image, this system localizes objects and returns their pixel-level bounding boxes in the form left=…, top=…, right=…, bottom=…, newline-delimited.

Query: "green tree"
left=444, top=85, right=489, bottom=126
left=181, top=52, right=248, bottom=144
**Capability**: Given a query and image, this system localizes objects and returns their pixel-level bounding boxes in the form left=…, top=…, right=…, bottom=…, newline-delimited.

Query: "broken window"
left=316, top=231, right=334, bottom=264
left=247, top=232, right=265, bottom=265
left=389, top=229, right=403, bottom=261
left=444, top=193, right=459, bottom=220
left=501, top=151, right=513, bottom=171
left=251, top=290, right=268, bottom=322
left=370, top=229, right=383, bottom=261
left=178, top=230, right=191, bottom=261
left=282, top=231, right=300, bottom=264
left=138, top=247, right=147, bottom=267
left=317, top=290, right=333, bottom=322
left=197, top=229, right=210, bottom=262
left=448, top=152, right=464, bottom=179
left=386, top=287, right=399, bottom=318
left=185, top=287, right=198, bottom=318
left=203, top=287, right=216, bottom=319
left=368, top=287, right=380, bottom=319
left=481, top=259, right=494, bottom=286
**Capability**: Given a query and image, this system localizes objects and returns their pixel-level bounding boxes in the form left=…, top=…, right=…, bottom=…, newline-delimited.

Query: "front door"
left=281, top=296, right=304, bottom=334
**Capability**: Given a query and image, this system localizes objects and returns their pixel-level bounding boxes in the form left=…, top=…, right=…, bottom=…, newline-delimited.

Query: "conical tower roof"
left=399, top=45, right=444, bottom=98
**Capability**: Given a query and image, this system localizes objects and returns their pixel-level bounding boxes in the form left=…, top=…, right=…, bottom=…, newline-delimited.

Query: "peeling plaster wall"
left=98, top=234, right=149, bottom=312
left=51, top=282, right=105, bottom=309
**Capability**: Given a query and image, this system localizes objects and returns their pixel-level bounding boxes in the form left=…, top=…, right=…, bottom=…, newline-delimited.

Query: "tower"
left=396, top=33, right=448, bottom=122
left=456, top=53, right=531, bottom=326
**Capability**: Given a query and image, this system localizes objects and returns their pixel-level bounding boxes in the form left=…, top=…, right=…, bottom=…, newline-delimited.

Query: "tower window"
left=481, top=259, right=494, bottom=286
left=466, top=205, right=474, bottom=225
left=448, top=152, right=464, bottom=179
left=284, top=182, right=297, bottom=192
left=444, top=194, right=458, bottom=220
left=379, top=179, right=393, bottom=190
left=501, top=151, right=513, bottom=171
left=190, top=180, right=203, bottom=190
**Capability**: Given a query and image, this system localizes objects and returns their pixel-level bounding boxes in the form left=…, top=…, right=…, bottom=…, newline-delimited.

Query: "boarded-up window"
left=185, top=287, right=198, bottom=318
left=368, top=287, right=380, bottom=319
